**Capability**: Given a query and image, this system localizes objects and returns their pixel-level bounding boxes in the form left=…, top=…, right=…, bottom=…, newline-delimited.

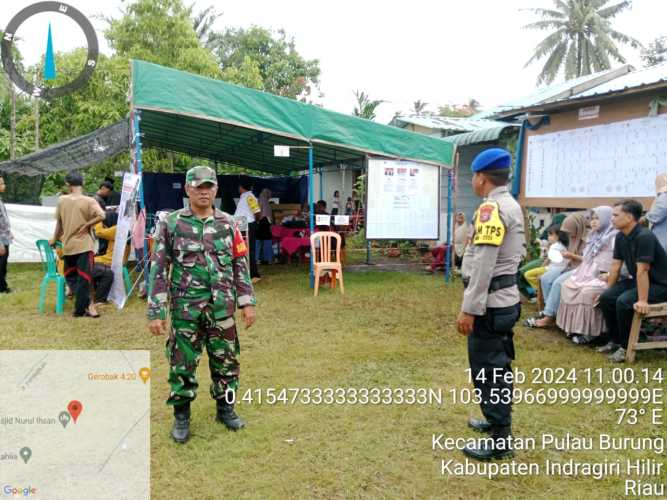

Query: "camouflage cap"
left=186, top=166, right=217, bottom=187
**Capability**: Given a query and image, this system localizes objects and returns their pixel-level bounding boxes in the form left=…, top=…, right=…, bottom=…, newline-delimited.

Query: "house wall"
left=520, top=90, right=667, bottom=209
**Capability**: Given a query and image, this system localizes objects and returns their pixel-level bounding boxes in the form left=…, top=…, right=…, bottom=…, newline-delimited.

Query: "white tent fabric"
left=5, top=204, right=56, bottom=263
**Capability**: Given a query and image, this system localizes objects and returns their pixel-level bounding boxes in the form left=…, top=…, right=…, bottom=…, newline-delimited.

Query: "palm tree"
left=353, top=90, right=385, bottom=120
left=190, top=4, right=221, bottom=48
left=524, top=0, right=641, bottom=84
left=412, top=100, right=428, bottom=115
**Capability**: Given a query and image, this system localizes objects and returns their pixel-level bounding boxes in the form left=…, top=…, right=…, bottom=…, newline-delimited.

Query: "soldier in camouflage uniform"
left=148, top=166, right=257, bottom=444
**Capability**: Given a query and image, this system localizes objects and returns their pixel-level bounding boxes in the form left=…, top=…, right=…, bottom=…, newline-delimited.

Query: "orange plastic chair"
left=310, top=231, right=344, bottom=296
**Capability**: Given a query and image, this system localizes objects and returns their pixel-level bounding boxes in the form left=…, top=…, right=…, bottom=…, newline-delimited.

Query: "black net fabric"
left=0, top=118, right=129, bottom=176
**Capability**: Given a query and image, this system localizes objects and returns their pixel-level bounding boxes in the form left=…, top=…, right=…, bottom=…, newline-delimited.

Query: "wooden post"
left=9, top=82, right=16, bottom=160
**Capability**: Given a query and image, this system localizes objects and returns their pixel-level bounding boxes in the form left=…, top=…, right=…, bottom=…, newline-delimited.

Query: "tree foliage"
left=352, top=90, right=384, bottom=120
left=524, top=0, right=641, bottom=84
left=189, top=4, right=221, bottom=48
left=209, top=26, right=320, bottom=100
left=412, top=100, right=428, bottom=115
left=105, top=0, right=221, bottom=78
left=641, top=36, right=667, bottom=67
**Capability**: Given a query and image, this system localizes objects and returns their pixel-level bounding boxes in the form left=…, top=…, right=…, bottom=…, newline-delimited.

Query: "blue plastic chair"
left=36, top=239, right=65, bottom=315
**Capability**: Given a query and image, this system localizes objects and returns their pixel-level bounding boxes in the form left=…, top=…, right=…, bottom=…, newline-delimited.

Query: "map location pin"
left=20, top=447, right=31, bottom=464
left=58, top=411, right=71, bottom=429
left=67, top=400, right=83, bottom=423
left=138, top=367, right=150, bottom=384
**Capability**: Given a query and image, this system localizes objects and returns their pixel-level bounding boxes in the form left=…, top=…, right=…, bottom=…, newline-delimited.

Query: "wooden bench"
left=626, top=302, right=667, bottom=362
left=536, top=280, right=545, bottom=312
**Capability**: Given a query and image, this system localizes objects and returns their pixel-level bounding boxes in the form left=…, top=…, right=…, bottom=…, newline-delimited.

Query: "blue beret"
left=471, top=148, right=511, bottom=173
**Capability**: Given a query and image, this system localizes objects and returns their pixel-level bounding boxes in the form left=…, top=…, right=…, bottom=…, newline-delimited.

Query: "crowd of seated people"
left=517, top=177, right=667, bottom=363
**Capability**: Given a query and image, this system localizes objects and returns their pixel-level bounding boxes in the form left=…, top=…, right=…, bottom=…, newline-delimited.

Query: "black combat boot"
left=216, top=400, right=245, bottom=431
left=467, top=417, right=492, bottom=433
left=171, top=402, right=191, bottom=444
left=462, top=426, right=514, bottom=461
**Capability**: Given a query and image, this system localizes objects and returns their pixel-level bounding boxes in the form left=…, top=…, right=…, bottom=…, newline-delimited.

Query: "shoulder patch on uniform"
left=473, top=201, right=505, bottom=246
left=233, top=227, right=248, bottom=258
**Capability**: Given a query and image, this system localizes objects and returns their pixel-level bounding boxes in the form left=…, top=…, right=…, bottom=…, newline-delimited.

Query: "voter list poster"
left=366, top=158, right=440, bottom=240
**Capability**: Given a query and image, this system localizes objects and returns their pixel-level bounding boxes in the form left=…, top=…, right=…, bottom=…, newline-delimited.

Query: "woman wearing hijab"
left=256, top=188, right=274, bottom=265
left=524, top=211, right=589, bottom=328
left=556, top=207, right=617, bottom=343
left=646, top=172, right=667, bottom=250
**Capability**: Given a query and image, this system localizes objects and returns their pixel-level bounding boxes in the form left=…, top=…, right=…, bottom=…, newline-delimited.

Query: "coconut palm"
left=190, top=4, right=221, bottom=47
left=353, top=90, right=385, bottom=120
left=412, top=100, right=428, bottom=115
left=524, top=0, right=641, bottom=84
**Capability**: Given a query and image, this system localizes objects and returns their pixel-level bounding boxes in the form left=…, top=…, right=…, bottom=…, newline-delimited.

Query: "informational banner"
left=108, top=172, right=140, bottom=308
left=365, top=158, right=440, bottom=240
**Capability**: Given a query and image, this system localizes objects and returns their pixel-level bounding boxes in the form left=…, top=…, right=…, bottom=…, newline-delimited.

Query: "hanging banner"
left=108, top=172, right=140, bottom=308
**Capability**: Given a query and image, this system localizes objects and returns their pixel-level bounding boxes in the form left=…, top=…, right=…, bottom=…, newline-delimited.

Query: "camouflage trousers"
left=166, top=301, right=240, bottom=406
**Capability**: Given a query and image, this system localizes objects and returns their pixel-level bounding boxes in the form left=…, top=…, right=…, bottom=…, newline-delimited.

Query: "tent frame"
left=128, top=60, right=456, bottom=285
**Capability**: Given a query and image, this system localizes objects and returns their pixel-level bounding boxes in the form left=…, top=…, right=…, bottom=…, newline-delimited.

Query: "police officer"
left=148, top=166, right=257, bottom=444
left=456, top=148, right=526, bottom=460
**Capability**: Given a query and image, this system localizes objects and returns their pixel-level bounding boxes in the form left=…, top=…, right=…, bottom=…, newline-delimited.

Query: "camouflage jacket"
left=147, top=208, right=256, bottom=321
left=0, top=197, right=11, bottom=245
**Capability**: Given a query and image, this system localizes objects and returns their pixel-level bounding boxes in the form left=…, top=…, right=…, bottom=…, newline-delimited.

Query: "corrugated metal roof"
left=441, top=124, right=520, bottom=147
left=472, top=66, right=631, bottom=118
left=391, top=115, right=510, bottom=132
left=562, top=62, right=667, bottom=99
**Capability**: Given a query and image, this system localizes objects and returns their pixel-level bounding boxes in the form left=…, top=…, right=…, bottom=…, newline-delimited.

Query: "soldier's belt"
left=462, top=274, right=517, bottom=293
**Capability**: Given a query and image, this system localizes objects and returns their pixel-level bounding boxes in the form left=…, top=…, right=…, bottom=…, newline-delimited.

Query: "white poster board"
left=366, top=158, right=440, bottom=240
left=525, top=113, right=667, bottom=199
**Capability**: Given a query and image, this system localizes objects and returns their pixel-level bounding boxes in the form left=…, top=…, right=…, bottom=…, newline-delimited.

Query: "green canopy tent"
left=128, top=59, right=455, bottom=284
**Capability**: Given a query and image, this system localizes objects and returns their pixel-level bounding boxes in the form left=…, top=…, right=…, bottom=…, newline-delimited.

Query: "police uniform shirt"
left=234, top=191, right=260, bottom=222
left=461, top=185, right=526, bottom=315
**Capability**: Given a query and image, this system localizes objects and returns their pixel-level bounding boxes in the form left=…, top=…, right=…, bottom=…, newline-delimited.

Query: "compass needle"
left=44, top=22, right=56, bottom=81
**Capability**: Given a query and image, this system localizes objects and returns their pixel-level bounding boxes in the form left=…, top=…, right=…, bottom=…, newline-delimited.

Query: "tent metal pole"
left=319, top=169, right=323, bottom=201
left=309, top=144, right=315, bottom=288
left=133, top=110, right=149, bottom=290
left=445, top=168, right=453, bottom=283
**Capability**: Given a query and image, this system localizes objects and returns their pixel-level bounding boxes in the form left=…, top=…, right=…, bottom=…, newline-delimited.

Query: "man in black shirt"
left=598, top=199, right=667, bottom=362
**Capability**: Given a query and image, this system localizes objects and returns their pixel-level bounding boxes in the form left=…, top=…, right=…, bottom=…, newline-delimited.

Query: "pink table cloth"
left=280, top=236, right=311, bottom=257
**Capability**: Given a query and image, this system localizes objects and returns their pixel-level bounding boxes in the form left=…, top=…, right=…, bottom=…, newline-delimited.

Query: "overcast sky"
left=3, top=0, right=666, bottom=123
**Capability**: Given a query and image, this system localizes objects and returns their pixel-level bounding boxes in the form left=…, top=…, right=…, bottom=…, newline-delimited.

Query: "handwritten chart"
left=525, top=113, right=667, bottom=199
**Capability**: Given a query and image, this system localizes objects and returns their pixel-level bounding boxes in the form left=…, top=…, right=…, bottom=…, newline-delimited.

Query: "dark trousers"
left=0, top=244, right=8, bottom=291
left=599, top=279, right=667, bottom=348
left=92, top=263, right=114, bottom=303
left=248, top=222, right=260, bottom=278
left=467, top=304, right=521, bottom=430
left=63, top=251, right=93, bottom=315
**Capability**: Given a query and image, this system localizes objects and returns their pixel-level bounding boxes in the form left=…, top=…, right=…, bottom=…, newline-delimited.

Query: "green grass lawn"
left=1, top=262, right=665, bottom=499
